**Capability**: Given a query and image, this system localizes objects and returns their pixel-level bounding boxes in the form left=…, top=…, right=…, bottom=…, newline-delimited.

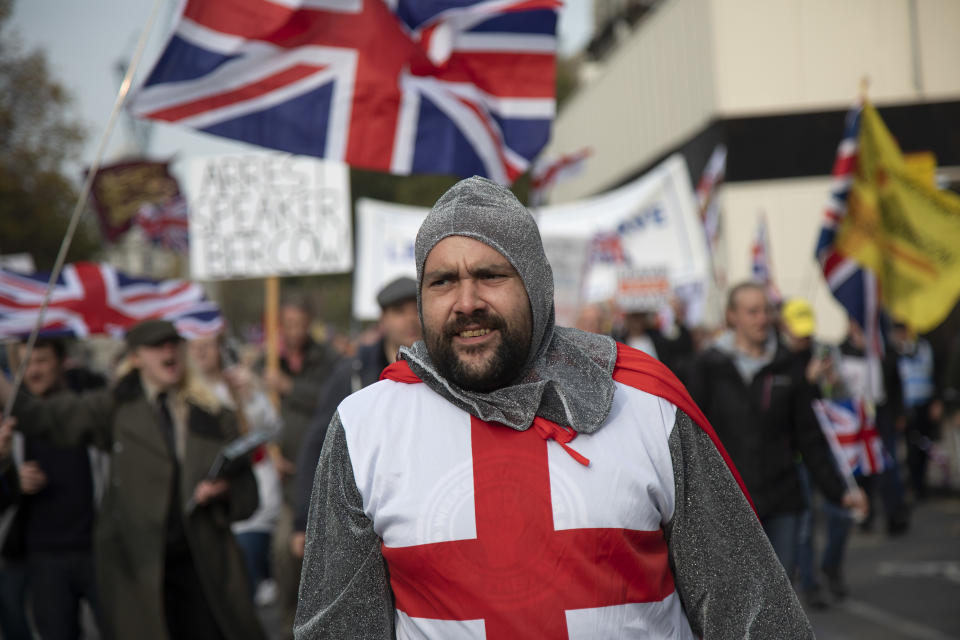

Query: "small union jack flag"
left=750, top=214, right=781, bottom=304
left=587, top=231, right=630, bottom=267
left=136, top=195, right=190, bottom=253
left=0, top=263, right=222, bottom=340
left=815, top=108, right=882, bottom=344
left=696, top=144, right=726, bottom=264
left=813, top=398, right=888, bottom=476
left=815, top=106, right=885, bottom=396
left=129, top=0, right=559, bottom=184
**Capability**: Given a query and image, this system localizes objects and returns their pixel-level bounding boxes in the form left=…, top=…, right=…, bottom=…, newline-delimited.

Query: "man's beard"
left=425, top=309, right=530, bottom=392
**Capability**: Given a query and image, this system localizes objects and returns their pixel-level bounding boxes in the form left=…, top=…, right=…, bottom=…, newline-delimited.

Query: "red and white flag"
left=529, top=147, right=592, bottom=205
left=696, top=145, right=726, bottom=259
left=750, top=213, right=781, bottom=304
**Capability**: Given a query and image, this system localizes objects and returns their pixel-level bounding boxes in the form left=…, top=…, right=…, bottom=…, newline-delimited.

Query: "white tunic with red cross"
left=337, top=374, right=698, bottom=639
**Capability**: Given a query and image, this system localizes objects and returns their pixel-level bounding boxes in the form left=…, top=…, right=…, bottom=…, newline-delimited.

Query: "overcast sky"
left=10, top=0, right=594, bottom=175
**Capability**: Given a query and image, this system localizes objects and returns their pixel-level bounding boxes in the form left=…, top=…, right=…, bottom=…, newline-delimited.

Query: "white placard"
left=352, top=155, right=710, bottom=324
left=182, top=153, right=352, bottom=280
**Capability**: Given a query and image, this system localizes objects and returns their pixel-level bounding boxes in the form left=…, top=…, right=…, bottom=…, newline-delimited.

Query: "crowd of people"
left=0, top=179, right=958, bottom=638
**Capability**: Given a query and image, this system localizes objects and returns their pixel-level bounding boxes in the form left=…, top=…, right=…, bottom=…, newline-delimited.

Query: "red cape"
left=381, top=342, right=755, bottom=513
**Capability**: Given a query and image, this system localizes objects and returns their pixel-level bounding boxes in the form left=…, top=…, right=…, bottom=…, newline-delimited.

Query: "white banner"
left=352, top=154, right=710, bottom=323
left=353, top=199, right=426, bottom=321
left=182, top=153, right=351, bottom=280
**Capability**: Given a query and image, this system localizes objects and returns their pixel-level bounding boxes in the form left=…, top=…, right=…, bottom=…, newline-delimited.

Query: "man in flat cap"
left=290, top=277, right=421, bottom=558
left=0, top=319, right=265, bottom=640
left=296, top=178, right=812, bottom=639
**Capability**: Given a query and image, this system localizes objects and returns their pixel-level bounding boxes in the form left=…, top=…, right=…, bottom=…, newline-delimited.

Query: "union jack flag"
left=750, top=213, right=781, bottom=304
left=814, top=106, right=885, bottom=397
left=136, top=195, right=190, bottom=253
left=813, top=398, right=888, bottom=476
left=128, top=0, right=559, bottom=184
left=587, top=231, right=630, bottom=267
left=696, top=144, right=726, bottom=265
left=0, top=263, right=223, bottom=340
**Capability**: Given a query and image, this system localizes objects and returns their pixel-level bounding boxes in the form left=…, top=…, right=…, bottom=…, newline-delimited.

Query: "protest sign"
left=616, top=267, right=671, bottom=312
left=538, top=154, right=710, bottom=324
left=182, top=153, right=351, bottom=280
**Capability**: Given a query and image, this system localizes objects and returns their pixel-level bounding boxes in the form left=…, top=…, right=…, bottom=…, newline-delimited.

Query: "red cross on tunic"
left=381, top=415, right=675, bottom=638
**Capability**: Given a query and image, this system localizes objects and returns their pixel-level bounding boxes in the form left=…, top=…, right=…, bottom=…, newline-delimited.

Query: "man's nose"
left=452, top=279, right=486, bottom=315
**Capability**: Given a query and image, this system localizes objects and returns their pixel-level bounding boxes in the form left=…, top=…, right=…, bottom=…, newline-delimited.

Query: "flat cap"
left=376, top=276, right=418, bottom=310
left=125, top=319, right=182, bottom=348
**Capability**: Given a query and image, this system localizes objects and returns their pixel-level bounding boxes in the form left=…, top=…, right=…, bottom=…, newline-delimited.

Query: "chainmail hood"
left=401, top=176, right=617, bottom=433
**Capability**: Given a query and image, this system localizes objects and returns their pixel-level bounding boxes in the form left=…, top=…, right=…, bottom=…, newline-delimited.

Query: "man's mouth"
left=459, top=328, right=492, bottom=338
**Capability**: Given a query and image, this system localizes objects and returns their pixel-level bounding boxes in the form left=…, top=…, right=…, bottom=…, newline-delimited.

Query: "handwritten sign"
left=182, top=154, right=351, bottom=280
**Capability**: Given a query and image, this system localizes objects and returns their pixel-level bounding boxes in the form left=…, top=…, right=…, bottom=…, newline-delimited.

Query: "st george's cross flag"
left=128, top=0, right=560, bottom=184
left=0, top=263, right=223, bottom=340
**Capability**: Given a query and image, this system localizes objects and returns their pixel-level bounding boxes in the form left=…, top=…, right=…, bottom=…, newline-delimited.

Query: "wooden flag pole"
left=2, top=0, right=165, bottom=420
left=264, top=276, right=281, bottom=409
left=263, top=276, right=287, bottom=469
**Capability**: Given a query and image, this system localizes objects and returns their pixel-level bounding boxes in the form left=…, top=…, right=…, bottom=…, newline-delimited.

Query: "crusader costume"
left=296, top=178, right=812, bottom=638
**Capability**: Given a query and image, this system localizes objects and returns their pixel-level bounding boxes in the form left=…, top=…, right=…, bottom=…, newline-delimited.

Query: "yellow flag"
left=835, top=102, right=960, bottom=333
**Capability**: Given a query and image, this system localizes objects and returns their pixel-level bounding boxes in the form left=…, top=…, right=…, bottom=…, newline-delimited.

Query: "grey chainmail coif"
left=400, top=176, right=617, bottom=433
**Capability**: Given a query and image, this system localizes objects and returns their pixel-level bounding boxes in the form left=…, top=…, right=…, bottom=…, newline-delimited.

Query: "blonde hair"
left=116, top=348, right=223, bottom=415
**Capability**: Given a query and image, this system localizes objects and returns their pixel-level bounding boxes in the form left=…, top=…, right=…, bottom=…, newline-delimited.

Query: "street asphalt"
left=806, top=495, right=960, bottom=639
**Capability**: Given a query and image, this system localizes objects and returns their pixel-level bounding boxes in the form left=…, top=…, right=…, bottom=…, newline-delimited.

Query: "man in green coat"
left=0, top=320, right=265, bottom=640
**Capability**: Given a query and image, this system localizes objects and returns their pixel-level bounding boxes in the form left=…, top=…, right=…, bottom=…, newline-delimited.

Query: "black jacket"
left=293, top=340, right=390, bottom=531
left=687, top=339, right=846, bottom=520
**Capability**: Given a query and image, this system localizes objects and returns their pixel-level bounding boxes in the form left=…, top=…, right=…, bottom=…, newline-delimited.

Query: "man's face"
left=280, top=307, right=310, bottom=352
left=20, top=345, right=62, bottom=397
left=188, top=336, right=220, bottom=377
left=421, top=236, right=532, bottom=392
left=728, top=287, right=770, bottom=347
left=380, top=299, right=421, bottom=351
left=132, top=339, right=185, bottom=391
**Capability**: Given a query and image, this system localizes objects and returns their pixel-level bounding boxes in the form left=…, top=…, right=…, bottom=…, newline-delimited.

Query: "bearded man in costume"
left=296, top=177, right=813, bottom=639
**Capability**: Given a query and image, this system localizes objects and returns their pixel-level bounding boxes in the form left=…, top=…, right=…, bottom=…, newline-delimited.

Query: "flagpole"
left=264, top=276, right=281, bottom=409
left=2, top=0, right=165, bottom=420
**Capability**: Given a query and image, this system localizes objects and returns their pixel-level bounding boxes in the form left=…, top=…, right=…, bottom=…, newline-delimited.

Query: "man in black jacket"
left=290, top=277, right=421, bottom=558
left=688, top=282, right=865, bottom=576
left=7, top=339, right=104, bottom=640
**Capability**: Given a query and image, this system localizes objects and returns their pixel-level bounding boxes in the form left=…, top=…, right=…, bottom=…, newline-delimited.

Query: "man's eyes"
left=428, top=272, right=509, bottom=287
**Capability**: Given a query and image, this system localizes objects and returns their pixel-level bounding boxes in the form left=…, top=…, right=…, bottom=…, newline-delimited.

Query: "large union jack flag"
left=0, top=263, right=223, bottom=340
left=128, top=0, right=559, bottom=184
